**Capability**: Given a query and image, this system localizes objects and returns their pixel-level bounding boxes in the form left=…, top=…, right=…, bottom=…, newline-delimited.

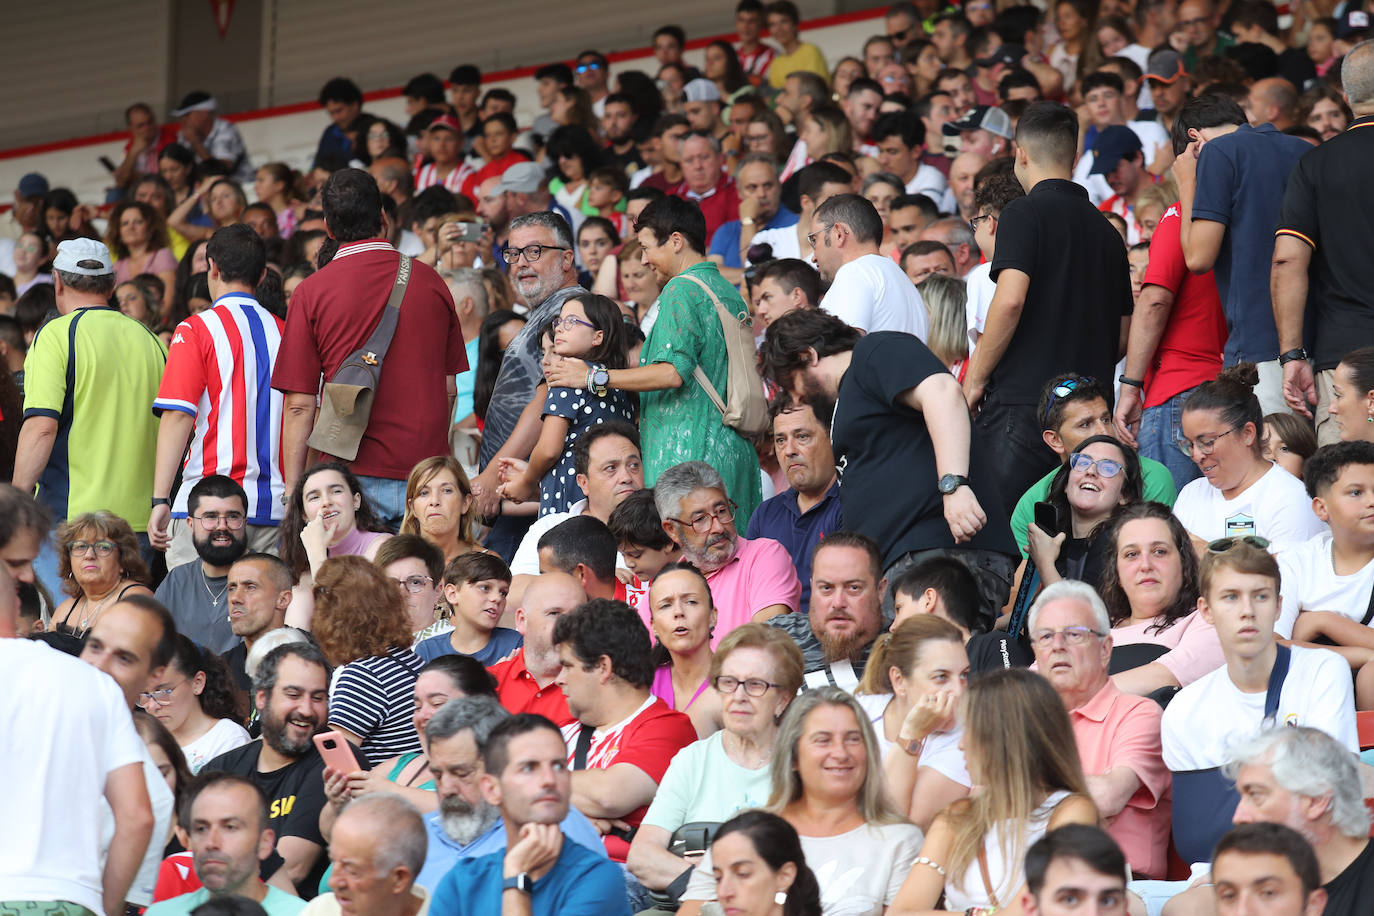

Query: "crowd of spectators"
left=6, top=0, right=1374, bottom=914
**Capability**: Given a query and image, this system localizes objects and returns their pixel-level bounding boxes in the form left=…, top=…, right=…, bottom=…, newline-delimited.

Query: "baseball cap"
left=1145, top=50, right=1186, bottom=84
left=172, top=91, right=217, bottom=117
left=489, top=162, right=546, bottom=196
left=1089, top=126, right=1144, bottom=175
left=683, top=78, right=722, bottom=103
left=52, top=238, right=114, bottom=276
left=17, top=173, right=49, bottom=198
left=1338, top=9, right=1371, bottom=38
left=975, top=43, right=1026, bottom=69
left=941, top=105, right=1015, bottom=140
left=428, top=114, right=464, bottom=134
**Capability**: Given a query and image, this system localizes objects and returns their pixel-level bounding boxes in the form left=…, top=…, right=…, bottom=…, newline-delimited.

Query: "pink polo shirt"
left=703, top=536, right=802, bottom=647
left=1111, top=609, right=1225, bottom=688
left=1070, top=680, right=1172, bottom=879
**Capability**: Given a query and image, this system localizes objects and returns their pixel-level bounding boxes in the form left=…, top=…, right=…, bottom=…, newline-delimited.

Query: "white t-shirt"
left=856, top=693, right=972, bottom=787
left=1277, top=531, right=1374, bottom=639
left=684, top=821, right=924, bottom=914
left=0, top=641, right=147, bottom=913
left=181, top=716, right=252, bottom=774
left=747, top=224, right=807, bottom=266
left=1161, top=644, right=1358, bottom=771
left=1172, top=462, right=1327, bottom=553
left=905, top=163, right=953, bottom=213
left=820, top=253, right=929, bottom=339
left=103, top=742, right=177, bottom=906
left=510, top=498, right=628, bottom=576
left=964, top=260, right=995, bottom=355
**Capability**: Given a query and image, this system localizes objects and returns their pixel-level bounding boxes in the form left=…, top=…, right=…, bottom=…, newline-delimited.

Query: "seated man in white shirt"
left=1278, top=441, right=1374, bottom=706
left=1162, top=538, right=1357, bottom=867
left=811, top=193, right=929, bottom=339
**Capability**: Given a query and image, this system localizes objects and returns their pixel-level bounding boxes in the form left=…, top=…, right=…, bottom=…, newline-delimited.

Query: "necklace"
left=76, top=581, right=124, bottom=631
left=201, top=566, right=228, bottom=608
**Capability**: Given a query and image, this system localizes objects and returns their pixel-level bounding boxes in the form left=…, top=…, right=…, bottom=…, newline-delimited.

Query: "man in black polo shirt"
left=1273, top=40, right=1374, bottom=446
left=961, top=102, right=1133, bottom=517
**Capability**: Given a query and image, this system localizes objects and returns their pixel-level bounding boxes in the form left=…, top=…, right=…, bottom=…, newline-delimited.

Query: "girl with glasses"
left=140, top=634, right=249, bottom=773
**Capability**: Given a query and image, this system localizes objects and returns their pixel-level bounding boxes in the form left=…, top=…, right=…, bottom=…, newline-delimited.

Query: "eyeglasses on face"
left=393, top=575, right=434, bottom=594
left=552, top=315, right=596, bottom=332
left=69, top=540, right=116, bottom=557
left=667, top=500, right=737, bottom=535
left=1206, top=535, right=1270, bottom=554
left=575, top=61, right=604, bottom=73
left=1030, top=625, right=1104, bottom=648
left=502, top=244, right=570, bottom=264
left=1068, top=453, right=1123, bottom=478
left=806, top=225, right=831, bottom=248
left=191, top=512, right=246, bottom=530
left=1177, top=427, right=1237, bottom=459
left=712, top=675, right=779, bottom=696
left=137, top=679, right=187, bottom=708
left=969, top=213, right=995, bottom=232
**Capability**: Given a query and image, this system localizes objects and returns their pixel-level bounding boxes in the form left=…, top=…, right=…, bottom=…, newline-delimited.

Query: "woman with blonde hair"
left=918, top=273, right=971, bottom=378
left=679, top=686, right=923, bottom=916
left=399, top=455, right=485, bottom=563
left=799, top=105, right=854, bottom=161
left=890, top=668, right=1098, bottom=915
left=48, top=511, right=154, bottom=638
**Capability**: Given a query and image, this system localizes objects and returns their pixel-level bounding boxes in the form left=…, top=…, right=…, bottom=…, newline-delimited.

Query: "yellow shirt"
left=767, top=41, right=829, bottom=88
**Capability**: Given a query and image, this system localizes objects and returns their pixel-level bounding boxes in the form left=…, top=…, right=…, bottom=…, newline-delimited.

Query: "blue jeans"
left=356, top=475, right=407, bottom=533
left=1138, top=387, right=1201, bottom=493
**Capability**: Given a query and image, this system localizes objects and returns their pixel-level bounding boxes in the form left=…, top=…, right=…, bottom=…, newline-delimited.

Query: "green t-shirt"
left=22, top=306, right=167, bottom=529
left=1010, top=455, right=1177, bottom=553
left=146, top=886, right=306, bottom=915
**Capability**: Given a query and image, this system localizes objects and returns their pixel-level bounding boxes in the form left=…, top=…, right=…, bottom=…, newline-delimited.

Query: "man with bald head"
left=369, top=157, right=414, bottom=208
left=949, top=151, right=988, bottom=221
left=1246, top=78, right=1298, bottom=131
left=302, top=794, right=430, bottom=916
left=488, top=572, right=587, bottom=726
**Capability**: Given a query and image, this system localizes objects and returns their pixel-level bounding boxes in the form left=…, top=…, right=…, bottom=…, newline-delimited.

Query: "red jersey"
left=672, top=174, right=740, bottom=240
left=488, top=649, right=575, bottom=727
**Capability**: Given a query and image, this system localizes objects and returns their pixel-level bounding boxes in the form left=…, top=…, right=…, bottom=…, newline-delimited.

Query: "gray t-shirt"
left=479, top=284, right=587, bottom=468
left=154, top=562, right=237, bottom=653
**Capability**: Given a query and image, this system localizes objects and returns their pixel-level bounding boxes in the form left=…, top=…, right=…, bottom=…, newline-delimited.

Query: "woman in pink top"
left=1099, top=502, right=1225, bottom=697
left=106, top=200, right=178, bottom=294
left=649, top=563, right=723, bottom=738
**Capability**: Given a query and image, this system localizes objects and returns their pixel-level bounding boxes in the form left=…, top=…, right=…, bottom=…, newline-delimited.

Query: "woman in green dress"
left=545, top=195, right=763, bottom=525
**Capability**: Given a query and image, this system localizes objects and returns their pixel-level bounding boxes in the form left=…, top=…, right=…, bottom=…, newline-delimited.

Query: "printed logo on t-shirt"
left=1225, top=514, right=1256, bottom=537
left=1285, top=713, right=1300, bottom=728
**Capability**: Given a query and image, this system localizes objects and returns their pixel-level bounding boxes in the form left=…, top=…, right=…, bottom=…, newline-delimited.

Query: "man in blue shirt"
left=1171, top=92, right=1311, bottom=416
left=430, top=714, right=628, bottom=916
left=708, top=154, right=798, bottom=283
left=745, top=399, right=842, bottom=611
left=416, top=697, right=605, bottom=893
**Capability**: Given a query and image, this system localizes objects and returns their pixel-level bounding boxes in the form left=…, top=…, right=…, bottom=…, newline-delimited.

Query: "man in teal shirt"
left=1010, top=375, right=1177, bottom=553
left=147, top=773, right=305, bottom=915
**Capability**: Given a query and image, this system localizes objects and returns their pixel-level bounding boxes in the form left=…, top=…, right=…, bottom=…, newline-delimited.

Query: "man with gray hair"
left=810, top=193, right=929, bottom=338
left=13, top=238, right=167, bottom=544
left=673, top=131, right=740, bottom=239
left=1028, top=580, right=1171, bottom=879
left=920, top=216, right=980, bottom=278
left=655, top=460, right=800, bottom=643
left=415, top=696, right=604, bottom=892
left=301, top=794, right=428, bottom=915
left=442, top=267, right=488, bottom=429
left=1274, top=39, right=1374, bottom=445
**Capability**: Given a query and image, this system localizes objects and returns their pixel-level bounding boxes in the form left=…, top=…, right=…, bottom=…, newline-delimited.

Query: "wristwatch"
left=588, top=365, right=610, bottom=398
left=1118, top=374, right=1144, bottom=389
left=502, top=873, right=532, bottom=894
left=1278, top=347, right=1309, bottom=366
left=740, top=217, right=756, bottom=227
left=151, top=497, right=170, bottom=508
left=937, top=474, right=970, bottom=495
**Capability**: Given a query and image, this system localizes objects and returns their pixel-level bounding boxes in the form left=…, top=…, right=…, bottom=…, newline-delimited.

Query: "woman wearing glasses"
left=626, top=624, right=802, bottom=910
left=49, top=511, right=154, bottom=639
left=544, top=195, right=764, bottom=528
left=1173, top=364, right=1325, bottom=554
left=140, top=634, right=248, bottom=773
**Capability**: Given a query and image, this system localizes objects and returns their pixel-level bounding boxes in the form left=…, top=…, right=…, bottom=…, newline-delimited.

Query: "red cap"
left=429, top=114, right=463, bottom=134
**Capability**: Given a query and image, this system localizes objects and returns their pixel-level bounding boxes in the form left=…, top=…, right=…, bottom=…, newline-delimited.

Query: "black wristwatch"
left=502, top=872, right=532, bottom=894
left=1118, top=375, right=1145, bottom=389
left=937, top=474, right=970, bottom=495
left=1278, top=347, right=1309, bottom=366
left=151, top=497, right=170, bottom=508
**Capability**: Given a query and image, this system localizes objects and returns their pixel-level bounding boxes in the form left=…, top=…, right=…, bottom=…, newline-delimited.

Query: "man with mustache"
left=415, top=696, right=605, bottom=892
left=769, top=530, right=886, bottom=692
left=654, top=460, right=801, bottom=645
left=154, top=475, right=250, bottom=653
left=146, top=773, right=305, bottom=914
left=206, top=641, right=360, bottom=898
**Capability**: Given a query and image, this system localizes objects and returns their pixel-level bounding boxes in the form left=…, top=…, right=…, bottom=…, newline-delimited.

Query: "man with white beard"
left=413, top=696, right=606, bottom=892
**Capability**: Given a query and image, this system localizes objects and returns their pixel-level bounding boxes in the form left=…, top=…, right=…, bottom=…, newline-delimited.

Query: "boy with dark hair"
left=750, top=257, right=820, bottom=328
left=1022, top=825, right=1129, bottom=916
left=1211, top=823, right=1327, bottom=916
left=415, top=553, right=522, bottom=665
left=964, top=168, right=1025, bottom=351
left=607, top=489, right=681, bottom=623
left=586, top=166, right=630, bottom=230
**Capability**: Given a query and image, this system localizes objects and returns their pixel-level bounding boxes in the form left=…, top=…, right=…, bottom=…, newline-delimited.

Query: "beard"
left=260, top=704, right=322, bottom=758
left=816, top=617, right=875, bottom=664
left=195, top=530, right=248, bottom=567
left=439, top=793, right=502, bottom=846
left=795, top=373, right=835, bottom=427
left=682, top=531, right=737, bottom=573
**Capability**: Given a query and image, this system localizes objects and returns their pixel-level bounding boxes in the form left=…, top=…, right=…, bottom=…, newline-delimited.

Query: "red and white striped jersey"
left=414, top=160, right=473, bottom=194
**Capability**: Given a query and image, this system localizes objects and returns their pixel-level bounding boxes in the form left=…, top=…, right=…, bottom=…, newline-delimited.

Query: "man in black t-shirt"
left=961, top=101, right=1133, bottom=517
left=761, top=309, right=1019, bottom=623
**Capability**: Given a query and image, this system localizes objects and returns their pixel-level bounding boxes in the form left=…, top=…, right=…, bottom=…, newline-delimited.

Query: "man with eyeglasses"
left=153, top=474, right=249, bottom=652
left=1028, top=580, right=1171, bottom=880
left=654, top=461, right=800, bottom=643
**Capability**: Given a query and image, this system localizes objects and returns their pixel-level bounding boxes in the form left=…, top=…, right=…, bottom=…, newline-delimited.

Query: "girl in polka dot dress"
left=496, top=293, right=636, bottom=515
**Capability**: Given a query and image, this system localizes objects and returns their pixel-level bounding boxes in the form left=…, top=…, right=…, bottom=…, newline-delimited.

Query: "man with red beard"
left=769, top=531, right=886, bottom=692
left=205, top=641, right=363, bottom=898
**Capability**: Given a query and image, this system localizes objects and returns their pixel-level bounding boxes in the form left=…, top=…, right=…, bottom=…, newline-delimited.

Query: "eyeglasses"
left=1177, top=427, right=1237, bottom=459
left=666, top=500, right=737, bottom=535
left=392, top=575, right=434, bottom=594
left=713, top=675, right=780, bottom=696
left=806, top=225, right=831, bottom=248
left=1178, top=15, right=1212, bottom=28
left=137, top=679, right=187, bottom=708
left=552, top=315, right=596, bottom=332
left=575, top=62, right=604, bottom=73
left=502, top=244, right=570, bottom=264
left=191, top=512, right=246, bottom=530
left=69, top=540, right=116, bottom=557
left=1068, top=453, right=1123, bottom=478
left=1030, top=626, right=1104, bottom=649
left=1207, top=535, right=1270, bottom=553
left=1040, top=377, right=1095, bottom=428
left=969, top=213, right=995, bottom=232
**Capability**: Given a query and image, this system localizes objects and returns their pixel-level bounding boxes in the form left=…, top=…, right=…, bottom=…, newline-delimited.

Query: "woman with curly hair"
left=140, top=634, right=249, bottom=772
left=313, top=556, right=425, bottom=765
left=48, top=511, right=154, bottom=639
left=106, top=199, right=177, bottom=294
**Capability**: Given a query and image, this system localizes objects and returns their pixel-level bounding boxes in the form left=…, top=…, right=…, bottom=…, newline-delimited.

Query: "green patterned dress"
left=638, top=261, right=762, bottom=527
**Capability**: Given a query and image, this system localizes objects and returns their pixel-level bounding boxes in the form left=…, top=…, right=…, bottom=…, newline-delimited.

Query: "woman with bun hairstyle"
left=1172, top=364, right=1325, bottom=554
left=1325, top=347, right=1374, bottom=445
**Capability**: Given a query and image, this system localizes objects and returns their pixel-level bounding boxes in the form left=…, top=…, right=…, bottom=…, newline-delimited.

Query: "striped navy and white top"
left=329, top=646, right=424, bottom=765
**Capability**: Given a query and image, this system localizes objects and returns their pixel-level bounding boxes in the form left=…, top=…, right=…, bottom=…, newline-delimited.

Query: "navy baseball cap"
left=1089, top=126, right=1143, bottom=175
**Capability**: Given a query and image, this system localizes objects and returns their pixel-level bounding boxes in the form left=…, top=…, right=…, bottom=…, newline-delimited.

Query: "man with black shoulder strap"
left=1161, top=538, right=1357, bottom=867
left=273, top=168, right=467, bottom=529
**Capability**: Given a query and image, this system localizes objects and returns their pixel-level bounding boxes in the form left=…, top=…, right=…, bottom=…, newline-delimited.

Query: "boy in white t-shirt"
left=1279, top=441, right=1374, bottom=707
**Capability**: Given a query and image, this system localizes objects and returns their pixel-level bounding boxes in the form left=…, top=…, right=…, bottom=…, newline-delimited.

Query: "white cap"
left=52, top=238, right=114, bottom=276
left=683, top=78, right=722, bottom=103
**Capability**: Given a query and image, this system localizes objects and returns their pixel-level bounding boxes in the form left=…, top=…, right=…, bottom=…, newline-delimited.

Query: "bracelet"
left=1118, top=375, right=1144, bottom=389
left=912, top=856, right=946, bottom=877
left=151, top=497, right=170, bottom=508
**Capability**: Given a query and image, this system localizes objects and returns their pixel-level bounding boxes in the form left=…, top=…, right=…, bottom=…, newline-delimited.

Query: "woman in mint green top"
left=545, top=195, right=763, bottom=526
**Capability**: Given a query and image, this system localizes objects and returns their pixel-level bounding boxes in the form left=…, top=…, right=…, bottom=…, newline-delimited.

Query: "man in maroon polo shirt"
left=272, top=169, right=467, bottom=528
left=672, top=132, right=739, bottom=240
left=488, top=571, right=586, bottom=726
